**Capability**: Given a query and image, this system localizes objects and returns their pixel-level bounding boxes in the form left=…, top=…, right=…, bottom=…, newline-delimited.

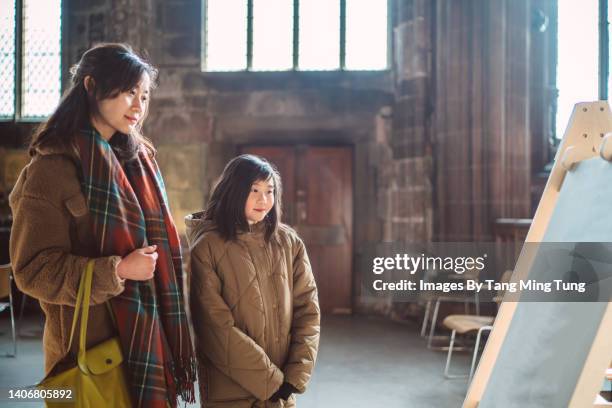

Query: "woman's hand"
left=116, top=245, right=158, bottom=281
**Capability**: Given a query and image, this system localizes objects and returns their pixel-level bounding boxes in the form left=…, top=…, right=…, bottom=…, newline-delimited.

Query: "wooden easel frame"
left=464, top=101, right=612, bottom=408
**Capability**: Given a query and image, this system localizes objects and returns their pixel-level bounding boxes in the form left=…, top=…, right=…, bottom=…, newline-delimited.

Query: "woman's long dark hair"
left=203, top=154, right=283, bottom=242
left=29, top=43, right=158, bottom=159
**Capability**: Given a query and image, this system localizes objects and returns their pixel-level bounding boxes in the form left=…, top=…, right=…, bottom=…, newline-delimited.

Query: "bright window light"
left=299, top=0, right=340, bottom=70
left=252, top=0, right=293, bottom=71
left=0, top=0, right=16, bottom=117
left=205, top=0, right=248, bottom=71
left=201, top=0, right=388, bottom=72
left=22, top=0, right=62, bottom=118
left=556, top=0, right=599, bottom=138
left=345, top=0, right=388, bottom=70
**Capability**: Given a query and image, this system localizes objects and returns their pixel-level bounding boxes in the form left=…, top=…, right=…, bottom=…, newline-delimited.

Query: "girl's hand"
left=116, top=245, right=158, bottom=281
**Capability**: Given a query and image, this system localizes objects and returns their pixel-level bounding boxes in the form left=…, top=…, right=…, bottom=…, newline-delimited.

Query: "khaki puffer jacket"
left=9, top=150, right=124, bottom=375
left=186, top=212, right=320, bottom=407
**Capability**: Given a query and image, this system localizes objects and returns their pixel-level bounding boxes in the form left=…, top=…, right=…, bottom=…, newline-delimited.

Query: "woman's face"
left=90, top=72, right=151, bottom=140
left=244, top=177, right=275, bottom=225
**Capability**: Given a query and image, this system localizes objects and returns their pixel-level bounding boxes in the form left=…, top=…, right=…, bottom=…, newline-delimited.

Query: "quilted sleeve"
left=283, top=236, right=321, bottom=393
left=189, top=240, right=284, bottom=401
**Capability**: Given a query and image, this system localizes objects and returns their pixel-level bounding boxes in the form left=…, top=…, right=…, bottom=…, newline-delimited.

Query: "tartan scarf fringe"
left=168, top=356, right=199, bottom=405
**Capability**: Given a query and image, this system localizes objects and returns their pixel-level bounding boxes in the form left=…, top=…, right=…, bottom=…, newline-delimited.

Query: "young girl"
left=9, top=43, right=197, bottom=407
left=186, top=154, right=320, bottom=407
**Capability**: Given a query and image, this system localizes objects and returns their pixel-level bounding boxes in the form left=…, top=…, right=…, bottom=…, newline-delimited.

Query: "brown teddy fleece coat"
left=9, top=148, right=125, bottom=376
left=186, top=212, right=320, bottom=408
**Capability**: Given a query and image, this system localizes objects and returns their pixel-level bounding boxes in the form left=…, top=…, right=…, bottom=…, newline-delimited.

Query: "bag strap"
left=67, top=260, right=120, bottom=374
left=67, top=259, right=94, bottom=352
left=65, top=260, right=95, bottom=373
left=77, top=259, right=94, bottom=373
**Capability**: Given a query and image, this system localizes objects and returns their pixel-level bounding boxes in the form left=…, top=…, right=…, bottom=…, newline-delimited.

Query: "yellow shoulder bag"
left=38, top=260, right=132, bottom=407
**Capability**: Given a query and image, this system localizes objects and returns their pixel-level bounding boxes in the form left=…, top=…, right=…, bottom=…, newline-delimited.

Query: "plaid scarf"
left=75, top=128, right=197, bottom=407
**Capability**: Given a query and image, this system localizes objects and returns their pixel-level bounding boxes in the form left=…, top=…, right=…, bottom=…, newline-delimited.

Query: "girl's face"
left=244, top=177, right=275, bottom=225
left=90, top=73, right=151, bottom=140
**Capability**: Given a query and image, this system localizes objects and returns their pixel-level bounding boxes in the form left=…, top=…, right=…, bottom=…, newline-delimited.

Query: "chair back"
left=0, top=264, right=10, bottom=299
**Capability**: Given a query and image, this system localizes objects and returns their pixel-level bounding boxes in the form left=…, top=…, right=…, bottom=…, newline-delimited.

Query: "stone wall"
left=0, top=0, right=554, bottom=318
left=433, top=0, right=555, bottom=242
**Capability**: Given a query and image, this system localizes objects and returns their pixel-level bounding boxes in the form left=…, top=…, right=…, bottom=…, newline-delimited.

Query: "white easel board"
left=464, top=101, right=612, bottom=408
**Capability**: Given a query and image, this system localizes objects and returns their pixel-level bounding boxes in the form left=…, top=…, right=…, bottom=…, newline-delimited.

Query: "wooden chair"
left=442, top=270, right=513, bottom=382
left=420, top=266, right=482, bottom=350
left=0, top=263, right=17, bottom=357
left=443, top=315, right=493, bottom=381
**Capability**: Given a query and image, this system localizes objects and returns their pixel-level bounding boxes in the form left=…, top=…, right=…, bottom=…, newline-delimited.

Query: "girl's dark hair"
left=203, top=154, right=282, bottom=242
left=29, top=43, right=158, bottom=159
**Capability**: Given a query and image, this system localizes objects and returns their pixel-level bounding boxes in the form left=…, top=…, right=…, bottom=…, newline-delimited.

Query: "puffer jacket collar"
left=185, top=212, right=267, bottom=247
left=185, top=211, right=212, bottom=248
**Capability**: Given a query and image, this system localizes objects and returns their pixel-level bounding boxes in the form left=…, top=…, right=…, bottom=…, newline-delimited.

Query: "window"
left=556, top=0, right=610, bottom=138
left=0, top=0, right=16, bottom=118
left=201, top=0, right=389, bottom=72
left=0, top=0, right=62, bottom=120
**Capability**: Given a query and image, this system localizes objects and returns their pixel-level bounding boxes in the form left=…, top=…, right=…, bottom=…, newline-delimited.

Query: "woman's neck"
left=90, top=117, right=114, bottom=141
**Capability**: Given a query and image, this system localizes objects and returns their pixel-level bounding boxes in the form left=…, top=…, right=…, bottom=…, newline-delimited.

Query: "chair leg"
left=428, top=299, right=468, bottom=351
left=18, top=290, right=27, bottom=334
left=468, top=326, right=492, bottom=382
left=444, top=330, right=468, bottom=379
left=421, top=300, right=432, bottom=337
left=443, top=330, right=455, bottom=377
left=7, top=274, right=16, bottom=357
left=427, top=299, right=441, bottom=348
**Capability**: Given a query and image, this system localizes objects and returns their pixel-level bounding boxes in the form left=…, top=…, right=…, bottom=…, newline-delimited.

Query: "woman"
left=9, top=43, right=196, bottom=407
left=186, top=154, right=320, bottom=407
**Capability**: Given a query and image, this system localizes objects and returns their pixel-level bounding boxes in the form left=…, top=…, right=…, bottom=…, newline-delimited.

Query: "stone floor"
left=0, top=314, right=473, bottom=407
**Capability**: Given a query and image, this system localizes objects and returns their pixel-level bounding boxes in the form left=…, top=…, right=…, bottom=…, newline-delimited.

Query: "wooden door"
left=242, top=146, right=353, bottom=314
